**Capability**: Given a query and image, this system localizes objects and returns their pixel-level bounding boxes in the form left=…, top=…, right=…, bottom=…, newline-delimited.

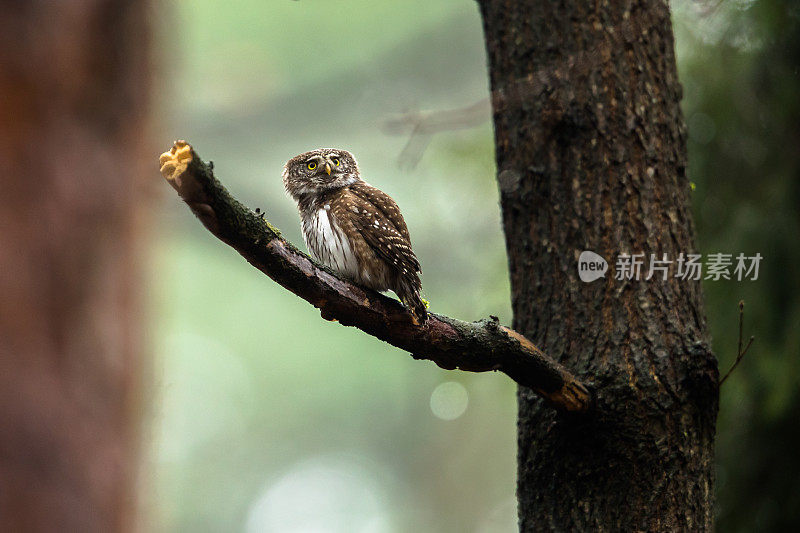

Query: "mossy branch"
left=158, top=140, right=592, bottom=412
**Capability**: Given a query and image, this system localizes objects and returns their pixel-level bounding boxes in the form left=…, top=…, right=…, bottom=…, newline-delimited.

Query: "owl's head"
left=282, top=148, right=361, bottom=200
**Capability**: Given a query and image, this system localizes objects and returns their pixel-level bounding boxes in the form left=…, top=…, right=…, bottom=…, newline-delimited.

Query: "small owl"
left=283, top=148, right=427, bottom=321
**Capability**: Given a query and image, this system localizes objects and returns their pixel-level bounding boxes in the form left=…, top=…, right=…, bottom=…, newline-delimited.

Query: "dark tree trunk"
left=0, top=1, right=149, bottom=531
left=478, top=0, right=719, bottom=530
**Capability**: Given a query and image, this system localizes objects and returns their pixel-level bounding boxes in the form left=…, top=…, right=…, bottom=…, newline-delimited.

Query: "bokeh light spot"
left=430, top=381, right=469, bottom=421
left=688, top=112, right=716, bottom=145
left=246, top=455, right=390, bottom=533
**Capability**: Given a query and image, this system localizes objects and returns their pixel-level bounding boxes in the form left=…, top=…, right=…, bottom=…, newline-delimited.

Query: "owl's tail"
left=398, top=279, right=428, bottom=323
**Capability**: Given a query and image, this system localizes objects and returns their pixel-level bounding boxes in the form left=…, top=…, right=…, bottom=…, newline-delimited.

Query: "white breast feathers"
left=303, top=208, right=360, bottom=280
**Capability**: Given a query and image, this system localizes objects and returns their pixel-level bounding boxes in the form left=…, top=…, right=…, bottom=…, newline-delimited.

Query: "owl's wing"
left=339, top=185, right=421, bottom=276
left=349, top=181, right=412, bottom=243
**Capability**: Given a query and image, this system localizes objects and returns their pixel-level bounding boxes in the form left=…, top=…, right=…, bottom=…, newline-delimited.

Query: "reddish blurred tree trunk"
left=0, top=2, right=149, bottom=531
left=478, top=0, right=718, bottom=530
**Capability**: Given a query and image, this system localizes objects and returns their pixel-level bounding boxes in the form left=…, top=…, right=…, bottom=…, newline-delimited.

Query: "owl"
left=282, top=148, right=427, bottom=322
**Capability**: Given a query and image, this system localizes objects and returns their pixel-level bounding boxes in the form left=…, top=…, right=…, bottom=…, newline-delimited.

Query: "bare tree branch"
left=383, top=99, right=492, bottom=137
left=158, top=140, right=592, bottom=413
left=382, top=99, right=491, bottom=170
left=720, top=300, right=755, bottom=385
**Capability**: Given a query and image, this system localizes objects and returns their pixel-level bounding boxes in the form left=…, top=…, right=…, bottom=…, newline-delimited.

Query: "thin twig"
left=720, top=300, right=755, bottom=385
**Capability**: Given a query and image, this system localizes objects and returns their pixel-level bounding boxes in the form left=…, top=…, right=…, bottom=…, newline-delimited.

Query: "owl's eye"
left=307, top=162, right=317, bottom=170
left=333, top=158, right=340, bottom=167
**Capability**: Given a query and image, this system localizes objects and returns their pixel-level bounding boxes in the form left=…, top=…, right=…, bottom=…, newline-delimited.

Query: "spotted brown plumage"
left=282, top=148, right=426, bottom=321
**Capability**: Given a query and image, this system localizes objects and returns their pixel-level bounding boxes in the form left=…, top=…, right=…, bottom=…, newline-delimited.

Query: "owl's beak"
left=325, top=163, right=332, bottom=175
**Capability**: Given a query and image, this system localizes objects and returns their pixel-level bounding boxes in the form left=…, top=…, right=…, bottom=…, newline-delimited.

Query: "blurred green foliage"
left=147, top=0, right=799, bottom=531
left=676, top=0, right=800, bottom=530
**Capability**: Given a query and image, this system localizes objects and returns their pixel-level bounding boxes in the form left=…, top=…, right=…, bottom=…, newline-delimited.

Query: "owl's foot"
left=159, top=140, right=193, bottom=185
left=403, top=298, right=428, bottom=325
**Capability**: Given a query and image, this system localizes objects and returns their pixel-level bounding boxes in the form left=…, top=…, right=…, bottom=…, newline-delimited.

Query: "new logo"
left=578, top=251, right=608, bottom=282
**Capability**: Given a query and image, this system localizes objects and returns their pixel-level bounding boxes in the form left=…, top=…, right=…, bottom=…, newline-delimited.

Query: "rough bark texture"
left=478, top=0, right=719, bottom=530
left=0, top=1, right=149, bottom=531
left=159, top=142, right=591, bottom=412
